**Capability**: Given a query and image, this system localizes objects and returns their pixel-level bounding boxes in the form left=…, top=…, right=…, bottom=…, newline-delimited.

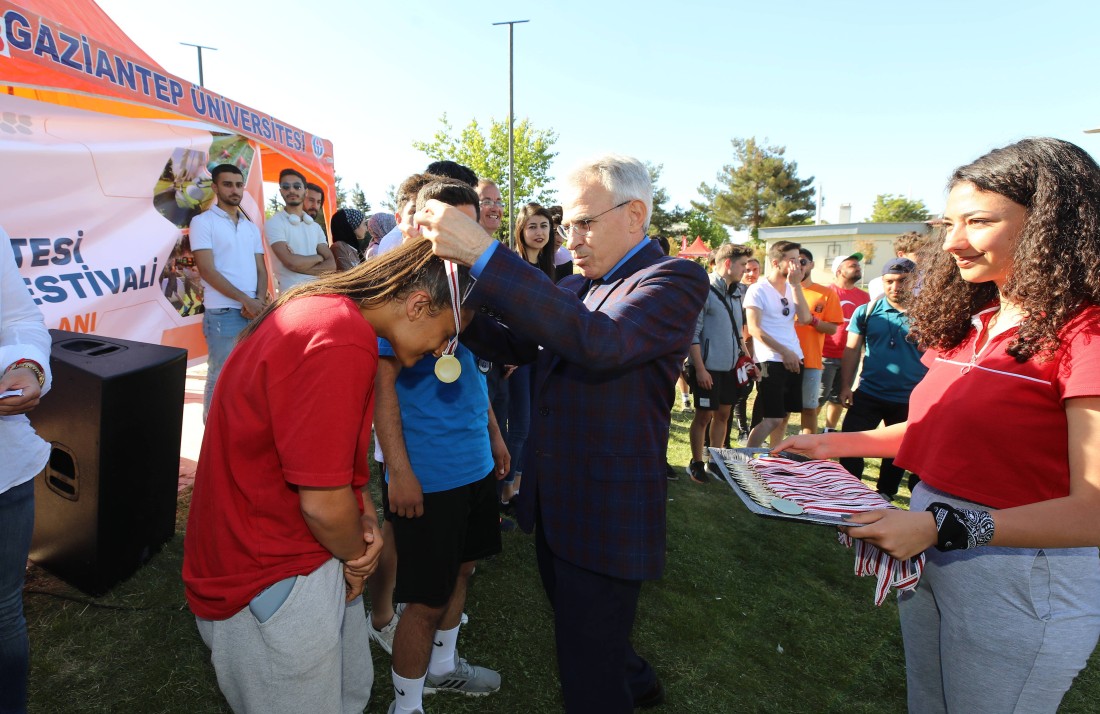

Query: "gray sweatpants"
left=902, top=483, right=1100, bottom=713
left=196, top=558, right=374, bottom=714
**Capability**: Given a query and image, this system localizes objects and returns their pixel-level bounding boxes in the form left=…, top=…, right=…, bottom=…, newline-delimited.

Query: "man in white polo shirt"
left=266, top=168, right=334, bottom=292
left=190, top=163, right=268, bottom=421
left=743, top=240, right=811, bottom=447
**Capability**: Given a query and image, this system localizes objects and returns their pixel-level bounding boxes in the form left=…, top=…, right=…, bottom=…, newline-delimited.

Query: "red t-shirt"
left=822, top=286, right=870, bottom=359
left=895, top=305, right=1100, bottom=509
left=184, top=295, right=378, bottom=620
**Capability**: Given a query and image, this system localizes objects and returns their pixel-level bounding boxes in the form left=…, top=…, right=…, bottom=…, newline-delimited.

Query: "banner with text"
left=1, top=92, right=265, bottom=358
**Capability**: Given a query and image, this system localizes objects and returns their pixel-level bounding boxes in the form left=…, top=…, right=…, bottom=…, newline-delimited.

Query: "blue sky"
left=96, top=0, right=1100, bottom=223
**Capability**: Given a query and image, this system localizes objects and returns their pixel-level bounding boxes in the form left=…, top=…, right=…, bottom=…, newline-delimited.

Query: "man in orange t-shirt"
left=772, top=248, right=842, bottom=439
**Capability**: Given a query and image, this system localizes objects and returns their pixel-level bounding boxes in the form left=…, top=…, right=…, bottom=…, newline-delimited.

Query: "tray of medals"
left=708, top=447, right=885, bottom=527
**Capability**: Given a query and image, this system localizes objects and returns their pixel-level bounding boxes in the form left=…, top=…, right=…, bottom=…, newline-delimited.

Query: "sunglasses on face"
left=280, top=182, right=304, bottom=191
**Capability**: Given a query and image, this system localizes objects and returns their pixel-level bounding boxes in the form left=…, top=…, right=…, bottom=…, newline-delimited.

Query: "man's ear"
left=626, top=199, right=647, bottom=234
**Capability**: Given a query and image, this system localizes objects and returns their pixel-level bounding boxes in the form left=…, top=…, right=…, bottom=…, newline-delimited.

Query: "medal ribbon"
left=442, top=260, right=462, bottom=355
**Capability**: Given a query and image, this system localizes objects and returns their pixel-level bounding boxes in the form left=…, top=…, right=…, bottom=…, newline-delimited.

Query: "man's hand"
left=343, top=522, right=383, bottom=579
left=343, top=570, right=366, bottom=602
left=240, top=298, right=265, bottom=320
left=780, top=348, right=802, bottom=373
left=388, top=470, right=424, bottom=518
left=696, top=366, right=714, bottom=391
left=490, top=428, right=511, bottom=480
left=785, top=257, right=804, bottom=283
left=0, top=366, right=43, bottom=416
left=840, top=387, right=854, bottom=407
left=413, top=199, right=495, bottom=266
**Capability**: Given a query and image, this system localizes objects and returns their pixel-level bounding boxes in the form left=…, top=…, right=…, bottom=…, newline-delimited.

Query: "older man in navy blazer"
left=414, top=154, right=708, bottom=712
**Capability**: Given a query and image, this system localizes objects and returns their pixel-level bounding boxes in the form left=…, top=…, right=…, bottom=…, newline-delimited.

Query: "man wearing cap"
left=867, top=231, right=926, bottom=301
left=819, top=253, right=869, bottom=433
left=837, top=257, right=926, bottom=500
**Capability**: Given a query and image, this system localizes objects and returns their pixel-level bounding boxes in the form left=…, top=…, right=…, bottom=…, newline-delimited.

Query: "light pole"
left=492, top=19, right=528, bottom=249
left=180, top=42, right=217, bottom=88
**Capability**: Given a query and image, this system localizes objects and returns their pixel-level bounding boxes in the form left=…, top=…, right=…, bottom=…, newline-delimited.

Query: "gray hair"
left=566, top=153, right=653, bottom=232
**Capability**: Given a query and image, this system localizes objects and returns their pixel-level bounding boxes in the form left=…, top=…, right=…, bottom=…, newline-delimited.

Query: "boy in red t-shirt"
left=183, top=241, right=465, bottom=713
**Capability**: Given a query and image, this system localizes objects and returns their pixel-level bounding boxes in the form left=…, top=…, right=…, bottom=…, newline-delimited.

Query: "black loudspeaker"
left=28, top=330, right=187, bottom=595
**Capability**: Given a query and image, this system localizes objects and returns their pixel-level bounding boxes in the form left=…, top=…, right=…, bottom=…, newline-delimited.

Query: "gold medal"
left=434, top=353, right=461, bottom=383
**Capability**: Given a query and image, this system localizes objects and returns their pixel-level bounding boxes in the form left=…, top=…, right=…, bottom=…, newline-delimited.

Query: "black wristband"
left=926, top=502, right=995, bottom=551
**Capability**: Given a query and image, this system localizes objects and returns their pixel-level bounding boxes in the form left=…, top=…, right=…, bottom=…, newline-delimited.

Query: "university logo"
left=0, top=16, right=10, bottom=58
left=311, top=135, right=324, bottom=159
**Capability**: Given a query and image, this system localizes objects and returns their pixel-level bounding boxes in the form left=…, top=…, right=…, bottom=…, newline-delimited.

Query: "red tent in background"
left=678, top=236, right=712, bottom=259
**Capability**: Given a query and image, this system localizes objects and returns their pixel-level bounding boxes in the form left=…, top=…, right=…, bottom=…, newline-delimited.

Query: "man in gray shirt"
left=686, top=243, right=755, bottom=482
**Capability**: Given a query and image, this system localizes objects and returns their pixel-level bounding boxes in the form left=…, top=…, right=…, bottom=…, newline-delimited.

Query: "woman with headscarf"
left=364, top=213, right=397, bottom=261
left=329, top=208, right=366, bottom=271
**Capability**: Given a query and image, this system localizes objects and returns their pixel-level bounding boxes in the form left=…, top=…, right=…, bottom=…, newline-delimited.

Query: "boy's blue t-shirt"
left=377, top=339, right=493, bottom=493
left=848, top=299, right=927, bottom=403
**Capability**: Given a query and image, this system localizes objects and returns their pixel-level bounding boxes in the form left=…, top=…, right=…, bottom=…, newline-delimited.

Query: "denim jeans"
left=0, top=479, right=34, bottom=714
left=202, top=307, right=250, bottom=422
left=504, top=364, right=532, bottom=484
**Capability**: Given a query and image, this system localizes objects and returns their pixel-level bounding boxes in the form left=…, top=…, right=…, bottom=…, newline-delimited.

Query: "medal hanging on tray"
left=434, top=260, right=463, bottom=383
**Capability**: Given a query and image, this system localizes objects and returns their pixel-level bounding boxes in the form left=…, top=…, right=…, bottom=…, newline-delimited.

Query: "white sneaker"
left=424, top=655, right=501, bottom=696
left=387, top=702, right=423, bottom=714
left=367, top=611, right=398, bottom=655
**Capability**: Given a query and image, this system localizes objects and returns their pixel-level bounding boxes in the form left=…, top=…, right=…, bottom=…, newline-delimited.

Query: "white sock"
left=428, top=624, right=460, bottom=677
left=391, top=669, right=424, bottom=713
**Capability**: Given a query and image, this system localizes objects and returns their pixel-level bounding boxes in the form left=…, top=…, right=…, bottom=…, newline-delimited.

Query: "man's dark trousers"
left=535, top=516, right=657, bottom=713
left=839, top=390, right=917, bottom=497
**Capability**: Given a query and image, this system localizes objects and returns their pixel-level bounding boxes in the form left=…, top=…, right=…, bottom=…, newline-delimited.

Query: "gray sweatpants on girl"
left=196, top=558, right=374, bottom=714
left=902, top=483, right=1100, bottom=713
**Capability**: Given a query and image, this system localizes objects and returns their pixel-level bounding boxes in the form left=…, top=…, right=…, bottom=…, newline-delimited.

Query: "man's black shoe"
left=634, top=679, right=665, bottom=708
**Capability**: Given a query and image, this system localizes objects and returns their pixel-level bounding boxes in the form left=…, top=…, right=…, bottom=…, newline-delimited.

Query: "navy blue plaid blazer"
left=462, top=241, right=708, bottom=581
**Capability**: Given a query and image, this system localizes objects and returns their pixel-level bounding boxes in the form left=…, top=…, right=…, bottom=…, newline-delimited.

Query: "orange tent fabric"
left=0, top=0, right=335, bottom=198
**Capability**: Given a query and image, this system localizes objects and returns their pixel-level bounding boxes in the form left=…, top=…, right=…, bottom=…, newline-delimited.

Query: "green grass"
left=24, top=407, right=1100, bottom=712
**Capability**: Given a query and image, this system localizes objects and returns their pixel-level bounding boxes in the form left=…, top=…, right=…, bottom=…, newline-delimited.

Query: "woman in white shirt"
left=0, top=224, right=53, bottom=713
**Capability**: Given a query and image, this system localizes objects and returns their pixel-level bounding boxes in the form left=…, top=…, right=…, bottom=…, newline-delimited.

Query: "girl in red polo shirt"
left=184, top=239, right=467, bottom=713
left=778, top=137, right=1100, bottom=713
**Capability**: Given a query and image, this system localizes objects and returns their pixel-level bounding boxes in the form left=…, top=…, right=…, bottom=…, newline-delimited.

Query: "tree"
left=866, top=193, right=931, bottom=222
left=265, top=193, right=283, bottom=219
left=413, top=113, right=559, bottom=234
left=695, top=137, right=816, bottom=239
left=349, top=183, right=371, bottom=213
left=683, top=208, right=730, bottom=249
left=647, top=162, right=677, bottom=237
left=380, top=185, right=397, bottom=213
left=334, top=175, right=348, bottom=208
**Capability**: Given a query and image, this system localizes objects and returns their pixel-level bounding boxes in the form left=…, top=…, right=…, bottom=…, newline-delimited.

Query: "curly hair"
left=909, top=138, right=1100, bottom=362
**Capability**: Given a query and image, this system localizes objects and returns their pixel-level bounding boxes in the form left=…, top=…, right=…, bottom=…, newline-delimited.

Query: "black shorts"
left=689, top=368, right=740, bottom=409
left=755, top=361, right=803, bottom=418
left=382, top=471, right=502, bottom=607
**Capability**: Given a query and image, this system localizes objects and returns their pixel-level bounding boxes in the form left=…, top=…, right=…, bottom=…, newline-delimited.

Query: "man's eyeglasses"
left=781, top=297, right=790, bottom=317
left=479, top=199, right=505, bottom=208
left=280, top=182, right=304, bottom=191
left=556, top=200, right=631, bottom=240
